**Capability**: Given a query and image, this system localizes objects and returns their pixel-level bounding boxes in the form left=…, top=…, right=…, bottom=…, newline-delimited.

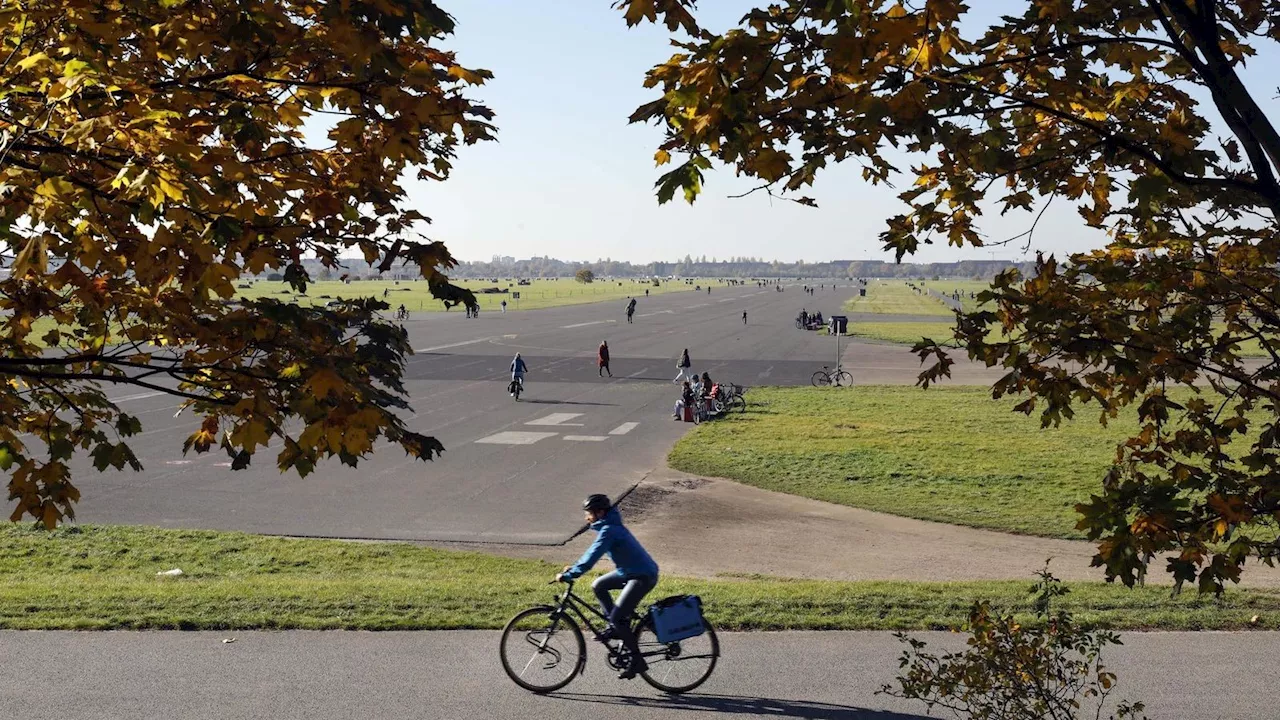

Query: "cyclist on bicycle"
left=556, top=494, right=659, bottom=680
left=510, top=353, right=528, bottom=396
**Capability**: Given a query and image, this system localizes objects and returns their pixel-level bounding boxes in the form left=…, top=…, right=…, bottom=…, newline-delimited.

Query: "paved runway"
left=4, top=630, right=1275, bottom=719
left=75, top=283, right=981, bottom=544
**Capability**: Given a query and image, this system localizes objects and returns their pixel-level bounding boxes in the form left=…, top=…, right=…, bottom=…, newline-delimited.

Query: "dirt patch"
left=423, top=470, right=1280, bottom=589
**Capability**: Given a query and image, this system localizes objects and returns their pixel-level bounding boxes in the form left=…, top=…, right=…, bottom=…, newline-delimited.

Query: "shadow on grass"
left=552, top=692, right=930, bottom=719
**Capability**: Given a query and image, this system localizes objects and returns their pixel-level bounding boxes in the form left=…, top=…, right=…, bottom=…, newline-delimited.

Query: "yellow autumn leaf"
left=446, top=65, right=488, bottom=85
left=306, top=369, right=344, bottom=399
left=655, top=149, right=672, bottom=166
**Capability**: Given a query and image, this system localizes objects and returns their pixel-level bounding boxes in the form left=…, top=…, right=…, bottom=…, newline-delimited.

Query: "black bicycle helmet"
left=583, top=494, right=611, bottom=512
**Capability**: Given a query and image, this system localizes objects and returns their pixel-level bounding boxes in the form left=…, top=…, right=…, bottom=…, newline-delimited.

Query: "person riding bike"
left=510, top=353, right=528, bottom=396
left=557, top=494, right=659, bottom=680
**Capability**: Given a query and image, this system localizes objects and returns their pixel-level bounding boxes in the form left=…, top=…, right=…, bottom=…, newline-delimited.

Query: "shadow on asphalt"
left=519, top=399, right=617, bottom=406
left=552, top=693, right=931, bottom=719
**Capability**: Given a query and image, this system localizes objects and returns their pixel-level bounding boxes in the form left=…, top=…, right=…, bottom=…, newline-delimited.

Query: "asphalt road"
left=3, top=630, right=1274, bottom=719
left=73, top=283, right=996, bottom=544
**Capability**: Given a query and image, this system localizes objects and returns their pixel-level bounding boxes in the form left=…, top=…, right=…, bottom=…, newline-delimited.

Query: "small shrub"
left=880, top=566, right=1146, bottom=720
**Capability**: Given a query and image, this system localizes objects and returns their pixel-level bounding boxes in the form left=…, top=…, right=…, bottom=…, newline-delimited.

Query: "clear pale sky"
left=408, top=1, right=1277, bottom=265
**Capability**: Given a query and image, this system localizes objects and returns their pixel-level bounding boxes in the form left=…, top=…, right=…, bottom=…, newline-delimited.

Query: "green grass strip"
left=670, top=386, right=1145, bottom=539
left=1, top=525, right=1277, bottom=631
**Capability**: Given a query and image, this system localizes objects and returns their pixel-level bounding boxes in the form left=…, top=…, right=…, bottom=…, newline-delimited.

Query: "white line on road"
left=688, top=303, right=709, bottom=308
left=717, top=298, right=733, bottom=303
left=638, top=310, right=675, bottom=317
left=563, top=435, right=609, bottom=442
left=608, top=422, right=639, bottom=435
left=560, top=320, right=616, bottom=329
left=107, top=391, right=165, bottom=402
left=758, top=365, right=774, bottom=379
left=415, top=337, right=495, bottom=353
left=525, top=413, right=584, bottom=426
left=474, top=431, right=558, bottom=445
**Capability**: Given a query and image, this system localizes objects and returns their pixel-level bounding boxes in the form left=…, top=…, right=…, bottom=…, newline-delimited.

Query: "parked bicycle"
left=717, top=383, right=749, bottom=414
left=500, top=579, right=719, bottom=695
left=811, top=365, right=853, bottom=387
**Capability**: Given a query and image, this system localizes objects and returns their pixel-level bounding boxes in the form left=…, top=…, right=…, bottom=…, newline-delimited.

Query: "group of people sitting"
left=673, top=371, right=721, bottom=420
left=798, top=308, right=824, bottom=330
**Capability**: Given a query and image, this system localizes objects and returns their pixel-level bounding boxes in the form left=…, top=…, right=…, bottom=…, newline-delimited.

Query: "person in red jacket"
left=598, top=340, right=612, bottom=377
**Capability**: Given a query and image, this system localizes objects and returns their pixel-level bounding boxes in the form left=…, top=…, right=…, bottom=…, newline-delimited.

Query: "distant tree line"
left=446, top=256, right=1035, bottom=280
left=249, top=257, right=1036, bottom=282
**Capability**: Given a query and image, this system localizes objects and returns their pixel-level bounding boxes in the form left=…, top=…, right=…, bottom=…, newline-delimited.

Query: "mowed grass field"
left=851, top=320, right=965, bottom=346
left=843, top=280, right=954, bottom=316
left=236, top=278, right=692, bottom=313
left=670, top=386, right=1146, bottom=539
left=920, top=279, right=997, bottom=312
left=3, top=524, right=1276, bottom=631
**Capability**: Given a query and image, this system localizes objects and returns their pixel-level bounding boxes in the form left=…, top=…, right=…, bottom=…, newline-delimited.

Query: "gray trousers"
left=592, top=571, right=657, bottom=656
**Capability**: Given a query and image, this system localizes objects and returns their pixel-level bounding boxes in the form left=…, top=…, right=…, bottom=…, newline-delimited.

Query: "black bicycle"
left=499, top=580, right=719, bottom=695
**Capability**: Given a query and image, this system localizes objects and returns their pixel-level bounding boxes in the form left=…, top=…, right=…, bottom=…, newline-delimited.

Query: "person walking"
left=598, top=341, right=612, bottom=378
left=742, top=310, right=747, bottom=325
left=501, top=299, right=507, bottom=313
left=673, top=348, right=692, bottom=383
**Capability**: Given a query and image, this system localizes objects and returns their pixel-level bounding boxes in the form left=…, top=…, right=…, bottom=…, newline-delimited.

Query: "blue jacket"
left=563, top=508, right=658, bottom=580
left=511, top=357, right=527, bottom=373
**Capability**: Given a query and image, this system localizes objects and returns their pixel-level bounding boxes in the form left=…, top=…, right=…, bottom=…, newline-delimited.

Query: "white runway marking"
left=717, top=298, right=733, bottom=303
left=525, top=413, right=584, bottom=426
left=475, top=431, right=558, bottom=445
left=108, top=391, right=165, bottom=402
left=609, top=422, right=639, bottom=435
left=561, top=320, right=615, bottom=329
left=416, top=337, right=494, bottom=353
left=638, top=310, right=675, bottom=317
left=688, top=303, right=708, bottom=308
left=563, top=435, right=609, bottom=442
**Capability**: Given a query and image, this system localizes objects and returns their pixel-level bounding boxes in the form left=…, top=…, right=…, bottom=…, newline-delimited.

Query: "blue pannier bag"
left=649, top=595, right=705, bottom=643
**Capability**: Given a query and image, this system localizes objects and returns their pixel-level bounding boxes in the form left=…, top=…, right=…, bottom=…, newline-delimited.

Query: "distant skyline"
left=404, top=2, right=1277, bottom=265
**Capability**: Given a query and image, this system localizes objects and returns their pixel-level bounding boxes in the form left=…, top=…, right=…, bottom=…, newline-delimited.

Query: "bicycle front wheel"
left=729, top=395, right=747, bottom=413
left=811, top=371, right=831, bottom=387
left=834, top=370, right=853, bottom=387
left=499, top=606, right=586, bottom=694
left=636, top=617, right=719, bottom=694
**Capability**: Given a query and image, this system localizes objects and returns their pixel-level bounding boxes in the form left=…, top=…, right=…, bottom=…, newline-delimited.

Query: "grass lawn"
left=848, top=318, right=1270, bottom=359
left=920, top=279, right=996, bottom=313
left=669, top=386, right=1150, bottom=539
left=851, top=321, right=964, bottom=346
left=843, top=281, right=954, bottom=316
left=236, top=278, right=690, bottom=314
left=2, top=524, right=1276, bottom=631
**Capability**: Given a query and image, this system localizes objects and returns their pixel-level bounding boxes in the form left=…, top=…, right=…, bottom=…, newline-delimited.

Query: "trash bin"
left=858, top=288, right=866, bottom=297
left=829, top=315, right=848, bottom=335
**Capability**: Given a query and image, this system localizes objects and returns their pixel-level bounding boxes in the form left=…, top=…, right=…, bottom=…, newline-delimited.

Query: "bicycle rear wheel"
left=499, top=606, right=586, bottom=694
left=811, top=371, right=831, bottom=387
left=635, top=617, right=719, bottom=694
left=728, top=395, right=747, bottom=413
left=833, top=370, right=853, bottom=387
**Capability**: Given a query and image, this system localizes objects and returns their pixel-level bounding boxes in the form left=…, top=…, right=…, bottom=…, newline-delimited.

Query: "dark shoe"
left=618, top=658, right=648, bottom=680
